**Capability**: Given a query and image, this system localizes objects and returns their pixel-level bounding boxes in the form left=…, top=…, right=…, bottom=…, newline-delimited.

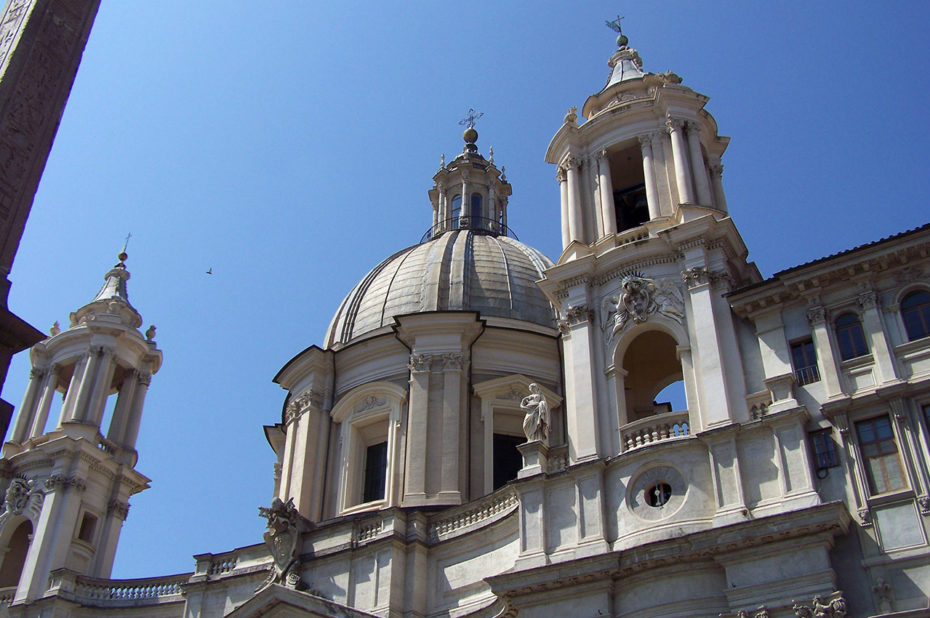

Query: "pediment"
left=226, top=584, right=377, bottom=618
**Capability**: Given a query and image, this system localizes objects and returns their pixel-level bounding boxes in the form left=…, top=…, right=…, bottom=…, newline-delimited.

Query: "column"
left=638, top=134, right=660, bottom=220
left=121, top=372, right=152, bottom=451
left=403, top=353, right=430, bottom=501
left=440, top=353, right=463, bottom=502
left=10, top=367, right=44, bottom=442
left=59, top=356, right=87, bottom=424
left=93, top=498, right=129, bottom=578
left=666, top=117, right=695, bottom=205
left=559, top=306, right=600, bottom=462
left=806, top=305, right=843, bottom=397
left=558, top=166, right=570, bottom=249
left=29, top=364, right=59, bottom=438
left=709, top=161, right=728, bottom=213
left=87, top=348, right=115, bottom=427
left=596, top=150, right=617, bottom=237
left=71, top=347, right=102, bottom=423
left=106, top=370, right=138, bottom=446
left=459, top=176, right=469, bottom=227
left=858, top=291, right=898, bottom=384
left=488, top=183, right=496, bottom=230
left=685, top=121, right=713, bottom=206
left=683, top=267, right=733, bottom=426
left=438, top=187, right=447, bottom=231
left=565, top=156, right=584, bottom=244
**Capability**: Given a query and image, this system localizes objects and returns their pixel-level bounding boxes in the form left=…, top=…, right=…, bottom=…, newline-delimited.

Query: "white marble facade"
left=1, top=35, right=930, bottom=618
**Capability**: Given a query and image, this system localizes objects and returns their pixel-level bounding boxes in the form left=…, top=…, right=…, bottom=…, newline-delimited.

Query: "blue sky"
left=3, top=2, right=929, bottom=578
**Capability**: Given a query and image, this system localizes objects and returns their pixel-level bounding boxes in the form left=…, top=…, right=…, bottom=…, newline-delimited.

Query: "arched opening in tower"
left=622, top=330, right=684, bottom=423
left=0, top=519, right=33, bottom=589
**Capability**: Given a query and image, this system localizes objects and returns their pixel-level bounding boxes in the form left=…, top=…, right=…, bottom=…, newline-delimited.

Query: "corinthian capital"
left=806, top=305, right=826, bottom=325
left=563, top=155, right=581, bottom=170
left=665, top=116, right=684, bottom=133
left=556, top=166, right=566, bottom=183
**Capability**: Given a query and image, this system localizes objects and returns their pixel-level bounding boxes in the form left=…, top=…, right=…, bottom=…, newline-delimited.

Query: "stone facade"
left=0, top=28, right=928, bottom=618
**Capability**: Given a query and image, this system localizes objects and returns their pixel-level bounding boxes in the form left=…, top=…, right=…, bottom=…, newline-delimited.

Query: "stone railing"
left=355, top=518, right=384, bottom=544
left=429, top=487, right=518, bottom=542
left=206, top=553, right=237, bottom=576
left=0, top=586, right=15, bottom=605
left=46, top=569, right=190, bottom=607
left=746, top=391, right=772, bottom=420
left=620, top=410, right=690, bottom=452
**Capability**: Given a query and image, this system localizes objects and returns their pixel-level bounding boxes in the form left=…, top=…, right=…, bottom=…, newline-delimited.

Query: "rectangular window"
left=791, top=338, right=820, bottom=385
left=362, top=441, right=388, bottom=503
left=856, top=416, right=906, bottom=495
left=77, top=513, right=97, bottom=543
left=810, top=429, right=840, bottom=471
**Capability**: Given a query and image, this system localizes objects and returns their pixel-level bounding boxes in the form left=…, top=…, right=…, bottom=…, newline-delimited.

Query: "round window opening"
left=645, top=482, right=672, bottom=507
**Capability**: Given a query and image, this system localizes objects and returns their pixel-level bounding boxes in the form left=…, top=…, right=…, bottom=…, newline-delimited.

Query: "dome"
left=325, top=230, right=556, bottom=348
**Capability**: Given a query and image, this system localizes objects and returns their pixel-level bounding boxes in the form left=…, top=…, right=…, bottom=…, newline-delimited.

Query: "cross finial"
left=458, top=108, right=484, bottom=129
left=606, top=14, right=624, bottom=34
left=118, top=232, right=132, bottom=263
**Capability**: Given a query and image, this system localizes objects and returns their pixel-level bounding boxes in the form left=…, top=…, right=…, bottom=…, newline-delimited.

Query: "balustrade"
left=620, top=410, right=690, bottom=452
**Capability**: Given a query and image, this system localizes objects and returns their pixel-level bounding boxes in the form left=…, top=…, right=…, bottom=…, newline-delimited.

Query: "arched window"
left=450, top=195, right=462, bottom=228
left=834, top=312, right=869, bottom=360
left=902, top=290, right=930, bottom=341
left=470, top=192, right=482, bottom=224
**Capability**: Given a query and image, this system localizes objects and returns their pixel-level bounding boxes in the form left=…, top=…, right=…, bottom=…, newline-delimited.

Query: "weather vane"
left=458, top=108, right=484, bottom=129
left=606, top=14, right=624, bottom=34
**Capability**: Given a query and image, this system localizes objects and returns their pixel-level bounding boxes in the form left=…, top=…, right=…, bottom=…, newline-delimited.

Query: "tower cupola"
left=426, top=111, right=513, bottom=239
left=545, top=28, right=731, bottom=254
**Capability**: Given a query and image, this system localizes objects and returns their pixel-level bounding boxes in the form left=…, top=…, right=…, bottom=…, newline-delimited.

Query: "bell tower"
left=0, top=250, right=161, bottom=602
left=545, top=29, right=730, bottom=253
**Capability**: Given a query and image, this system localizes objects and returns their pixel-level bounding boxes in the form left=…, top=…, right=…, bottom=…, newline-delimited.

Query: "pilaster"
left=806, top=304, right=843, bottom=398
left=559, top=303, right=600, bottom=462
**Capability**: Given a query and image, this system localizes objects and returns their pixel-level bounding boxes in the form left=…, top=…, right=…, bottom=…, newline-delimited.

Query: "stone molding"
left=45, top=474, right=86, bottom=492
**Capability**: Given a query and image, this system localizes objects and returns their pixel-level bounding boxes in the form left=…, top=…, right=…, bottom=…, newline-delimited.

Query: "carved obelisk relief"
left=0, top=0, right=101, bottom=430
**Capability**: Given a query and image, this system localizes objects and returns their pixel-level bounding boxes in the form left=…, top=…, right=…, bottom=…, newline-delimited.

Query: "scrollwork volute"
left=285, top=389, right=321, bottom=425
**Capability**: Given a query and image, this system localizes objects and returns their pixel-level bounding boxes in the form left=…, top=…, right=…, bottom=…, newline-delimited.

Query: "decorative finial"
left=50, top=321, right=60, bottom=336
left=119, top=232, right=131, bottom=263
left=606, top=14, right=628, bottom=47
left=145, top=325, right=156, bottom=341
left=459, top=109, right=482, bottom=153
left=489, top=146, right=494, bottom=164
left=501, top=166, right=507, bottom=182
left=440, top=153, right=445, bottom=168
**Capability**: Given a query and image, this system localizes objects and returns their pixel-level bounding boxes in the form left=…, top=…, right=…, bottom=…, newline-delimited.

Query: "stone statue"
left=256, top=497, right=310, bottom=592
left=521, top=383, right=550, bottom=444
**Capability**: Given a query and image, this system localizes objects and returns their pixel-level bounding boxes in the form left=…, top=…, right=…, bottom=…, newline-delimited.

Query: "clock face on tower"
left=628, top=464, right=686, bottom=522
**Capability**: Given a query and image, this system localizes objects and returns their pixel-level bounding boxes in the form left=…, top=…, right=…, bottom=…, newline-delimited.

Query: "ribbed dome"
left=325, top=230, right=556, bottom=348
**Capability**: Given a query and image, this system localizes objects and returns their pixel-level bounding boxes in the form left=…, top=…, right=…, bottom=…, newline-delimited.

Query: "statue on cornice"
left=521, top=383, right=550, bottom=444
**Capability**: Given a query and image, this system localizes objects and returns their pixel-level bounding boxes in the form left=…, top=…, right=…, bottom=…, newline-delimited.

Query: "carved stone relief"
left=601, top=274, right=684, bottom=342
left=256, top=497, right=311, bottom=593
